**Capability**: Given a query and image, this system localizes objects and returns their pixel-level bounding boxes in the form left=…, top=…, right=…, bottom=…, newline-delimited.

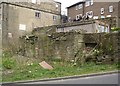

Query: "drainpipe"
left=83, top=2, right=85, bottom=16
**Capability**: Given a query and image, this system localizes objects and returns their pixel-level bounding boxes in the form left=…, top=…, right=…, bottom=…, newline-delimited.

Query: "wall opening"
left=85, top=43, right=97, bottom=48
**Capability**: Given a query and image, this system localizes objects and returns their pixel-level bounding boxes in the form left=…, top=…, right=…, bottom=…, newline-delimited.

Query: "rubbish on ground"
left=39, top=61, right=53, bottom=70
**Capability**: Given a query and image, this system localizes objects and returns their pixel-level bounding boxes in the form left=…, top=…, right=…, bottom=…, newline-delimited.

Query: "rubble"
left=39, top=61, right=53, bottom=70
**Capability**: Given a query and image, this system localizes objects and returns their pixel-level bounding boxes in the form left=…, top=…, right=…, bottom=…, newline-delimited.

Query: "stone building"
left=0, top=0, right=61, bottom=48
left=67, top=0, right=120, bottom=28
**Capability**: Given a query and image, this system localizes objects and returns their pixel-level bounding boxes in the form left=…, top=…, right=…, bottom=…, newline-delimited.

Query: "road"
left=22, top=73, right=119, bottom=84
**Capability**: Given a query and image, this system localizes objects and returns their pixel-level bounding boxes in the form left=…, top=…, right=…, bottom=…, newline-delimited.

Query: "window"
left=76, top=5, right=78, bottom=10
left=68, top=17, right=71, bottom=20
left=35, top=12, right=40, bottom=18
left=76, top=15, right=79, bottom=20
left=56, top=4, right=59, bottom=8
left=76, top=14, right=82, bottom=21
left=101, top=8, right=104, bottom=14
left=101, top=16, right=105, bottom=18
left=93, top=16, right=98, bottom=19
left=109, top=6, right=113, bottom=13
left=86, top=11, right=93, bottom=18
left=32, top=0, right=36, bottom=3
left=68, top=17, right=71, bottom=22
left=91, top=0, right=93, bottom=5
left=8, top=33, right=12, bottom=38
left=106, top=15, right=111, bottom=17
left=76, top=14, right=82, bottom=20
left=56, top=4, right=59, bottom=11
left=78, top=4, right=83, bottom=9
left=53, top=16, right=56, bottom=21
left=85, top=1, right=90, bottom=7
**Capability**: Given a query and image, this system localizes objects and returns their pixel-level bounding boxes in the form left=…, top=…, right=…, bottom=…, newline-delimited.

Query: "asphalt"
left=23, top=73, right=119, bottom=84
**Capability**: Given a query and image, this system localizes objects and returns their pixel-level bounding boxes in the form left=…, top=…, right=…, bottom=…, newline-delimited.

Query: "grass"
left=2, top=56, right=119, bottom=82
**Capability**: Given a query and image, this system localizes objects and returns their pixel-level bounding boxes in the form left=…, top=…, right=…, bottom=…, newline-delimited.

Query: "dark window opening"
left=35, top=12, right=40, bottom=18
left=85, top=43, right=97, bottom=48
left=53, top=16, right=56, bottom=21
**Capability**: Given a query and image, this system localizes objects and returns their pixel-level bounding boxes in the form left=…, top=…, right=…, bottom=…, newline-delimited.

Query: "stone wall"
left=16, top=27, right=119, bottom=64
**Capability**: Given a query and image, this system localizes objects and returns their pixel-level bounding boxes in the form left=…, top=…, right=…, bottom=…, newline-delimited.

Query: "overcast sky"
left=55, top=0, right=83, bottom=15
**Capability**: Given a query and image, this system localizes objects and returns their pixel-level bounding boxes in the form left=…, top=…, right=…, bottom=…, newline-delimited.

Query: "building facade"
left=0, top=0, right=61, bottom=48
left=67, top=0, right=120, bottom=27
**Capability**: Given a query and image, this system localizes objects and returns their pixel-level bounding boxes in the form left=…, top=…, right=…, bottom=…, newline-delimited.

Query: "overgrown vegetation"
left=111, top=27, right=120, bottom=32
left=2, top=29, right=120, bottom=82
left=18, top=32, right=119, bottom=65
left=2, top=51, right=119, bottom=82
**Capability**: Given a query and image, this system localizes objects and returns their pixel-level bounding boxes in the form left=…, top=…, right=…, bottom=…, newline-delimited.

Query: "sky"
left=55, top=0, right=83, bottom=15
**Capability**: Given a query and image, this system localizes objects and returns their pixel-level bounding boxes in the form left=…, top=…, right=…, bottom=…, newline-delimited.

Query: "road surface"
left=22, top=73, right=119, bottom=84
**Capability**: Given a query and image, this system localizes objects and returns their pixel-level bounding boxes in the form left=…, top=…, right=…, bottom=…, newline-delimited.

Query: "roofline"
left=67, top=1, right=85, bottom=9
left=0, top=2, right=61, bottom=15
left=54, top=1, right=61, bottom=4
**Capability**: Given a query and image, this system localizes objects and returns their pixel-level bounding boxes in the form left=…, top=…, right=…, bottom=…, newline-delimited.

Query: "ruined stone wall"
left=17, top=27, right=119, bottom=63
left=19, top=31, right=85, bottom=61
